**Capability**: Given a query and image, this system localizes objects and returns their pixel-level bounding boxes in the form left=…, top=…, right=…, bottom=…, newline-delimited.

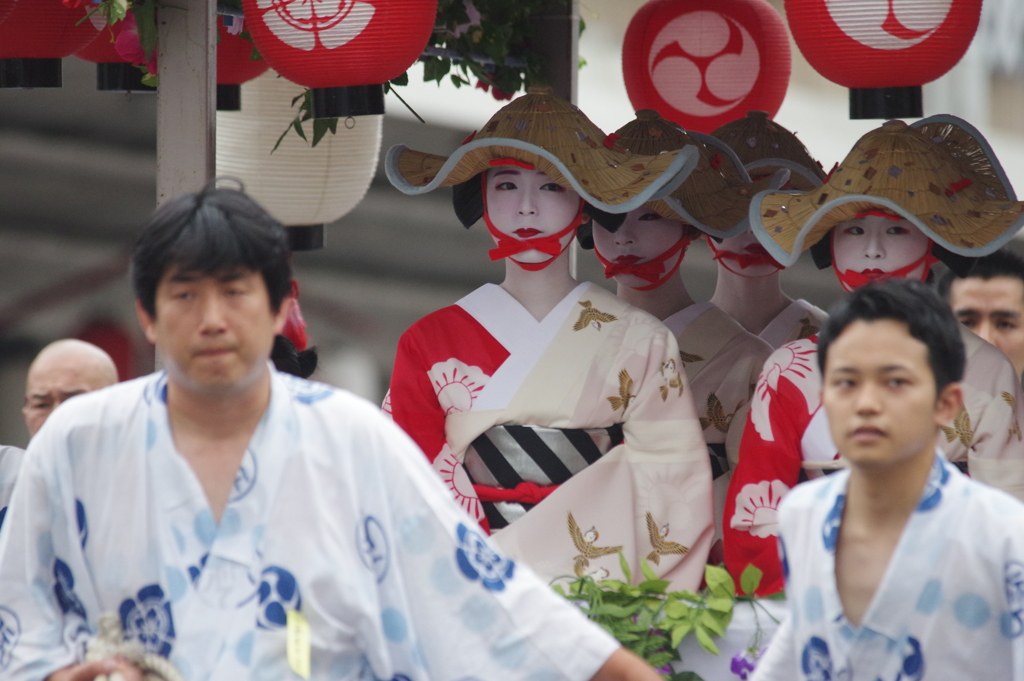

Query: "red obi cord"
left=832, top=238, right=939, bottom=291
left=481, top=170, right=585, bottom=271
left=705, top=236, right=783, bottom=276
left=594, top=235, right=691, bottom=291
left=473, top=481, right=559, bottom=505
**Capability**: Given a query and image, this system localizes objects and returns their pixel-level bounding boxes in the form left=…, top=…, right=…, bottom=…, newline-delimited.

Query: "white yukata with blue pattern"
left=0, top=445, right=24, bottom=533
left=752, top=453, right=1024, bottom=681
left=0, top=369, right=619, bottom=681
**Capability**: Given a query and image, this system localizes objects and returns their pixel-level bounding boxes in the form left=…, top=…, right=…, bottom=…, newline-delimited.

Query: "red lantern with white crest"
left=622, top=0, right=791, bottom=134
left=0, top=1, right=15, bottom=26
left=240, top=0, right=437, bottom=118
left=217, top=14, right=269, bottom=111
left=785, top=0, right=982, bottom=118
left=0, top=1, right=98, bottom=88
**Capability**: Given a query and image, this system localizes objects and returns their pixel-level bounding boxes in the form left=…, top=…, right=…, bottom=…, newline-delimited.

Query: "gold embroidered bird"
left=1003, top=392, right=1023, bottom=441
left=941, top=405, right=975, bottom=448
left=796, top=316, right=819, bottom=340
left=698, top=393, right=735, bottom=433
left=659, top=360, right=684, bottom=401
left=567, top=512, right=622, bottom=577
left=574, top=301, right=617, bottom=331
left=679, top=350, right=705, bottom=365
left=607, top=369, right=635, bottom=412
left=645, top=512, right=689, bottom=566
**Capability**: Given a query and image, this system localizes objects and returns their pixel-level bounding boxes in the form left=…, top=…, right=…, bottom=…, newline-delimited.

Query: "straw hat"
left=749, top=115, right=1024, bottom=267
left=385, top=86, right=699, bottom=214
left=610, top=110, right=787, bottom=238
left=712, top=111, right=826, bottom=192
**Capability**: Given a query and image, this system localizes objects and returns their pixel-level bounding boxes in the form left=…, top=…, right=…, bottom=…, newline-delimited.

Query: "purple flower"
left=730, top=650, right=759, bottom=679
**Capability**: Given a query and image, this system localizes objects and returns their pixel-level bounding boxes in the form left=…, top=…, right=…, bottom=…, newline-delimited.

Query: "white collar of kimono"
left=456, top=281, right=590, bottom=412
left=759, top=299, right=819, bottom=349
left=662, top=301, right=715, bottom=337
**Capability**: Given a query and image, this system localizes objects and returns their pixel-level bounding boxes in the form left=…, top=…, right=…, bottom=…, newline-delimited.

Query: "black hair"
left=271, top=335, right=318, bottom=379
left=452, top=173, right=626, bottom=242
left=818, top=279, right=965, bottom=394
left=937, top=248, right=1024, bottom=301
left=810, top=228, right=975, bottom=279
left=132, top=181, right=292, bottom=318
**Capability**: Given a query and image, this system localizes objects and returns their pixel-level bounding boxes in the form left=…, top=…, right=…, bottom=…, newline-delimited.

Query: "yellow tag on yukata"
left=286, top=609, right=311, bottom=679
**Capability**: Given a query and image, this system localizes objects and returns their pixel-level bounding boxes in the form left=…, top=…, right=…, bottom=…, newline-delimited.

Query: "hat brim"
left=744, top=158, right=824, bottom=192
left=385, top=137, right=700, bottom=214
left=750, top=190, right=1024, bottom=267
left=911, top=114, right=1016, bottom=201
left=659, top=168, right=790, bottom=238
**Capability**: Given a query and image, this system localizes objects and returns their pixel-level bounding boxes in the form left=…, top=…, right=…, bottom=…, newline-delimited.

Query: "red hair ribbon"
left=603, top=133, right=621, bottom=150
left=705, top=236, right=783, bottom=276
left=853, top=208, right=904, bottom=221
left=488, top=158, right=535, bottom=170
left=461, top=130, right=477, bottom=145
left=594, top=235, right=691, bottom=291
left=823, top=162, right=839, bottom=184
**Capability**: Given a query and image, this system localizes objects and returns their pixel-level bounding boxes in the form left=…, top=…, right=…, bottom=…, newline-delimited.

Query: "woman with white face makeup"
left=588, top=112, right=774, bottom=572
left=708, top=111, right=830, bottom=349
left=724, top=118, right=1024, bottom=614
left=383, top=88, right=715, bottom=591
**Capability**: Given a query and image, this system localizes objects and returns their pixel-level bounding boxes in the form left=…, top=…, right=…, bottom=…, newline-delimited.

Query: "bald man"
left=22, top=339, right=118, bottom=438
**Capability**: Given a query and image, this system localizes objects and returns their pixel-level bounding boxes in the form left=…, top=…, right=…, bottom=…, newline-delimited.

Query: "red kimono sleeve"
left=722, top=339, right=819, bottom=596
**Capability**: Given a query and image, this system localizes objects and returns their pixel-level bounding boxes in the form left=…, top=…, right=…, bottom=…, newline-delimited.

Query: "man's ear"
left=935, top=381, right=964, bottom=427
left=273, top=296, right=293, bottom=336
left=135, top=300, right=158, bottom=345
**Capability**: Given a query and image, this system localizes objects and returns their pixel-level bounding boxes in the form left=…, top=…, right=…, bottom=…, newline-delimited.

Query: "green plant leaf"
left=706, top=596, right=733, bottom=613
left=670, top=590, right=704, bottom=604
left=694, top=626, right=720, bottom=656
left=764, top=591, right=787, bottom=600
left=704, top=565, right=735, bottom=598
left=390, top=72, right=410, bottom=87
left=292, top=118, right=308, bottom=142
left=311, top=117, right=335, bottom=147
left=131, top=2, right=159, bottom=62
left=140, top=71, right=158, bottom=87
left=700, top=610, right=725, bottom=637
left=618, top=551, right=633, bottom=585
left=551, top=584, right=566, bottom=596
left=670, top=621, right=693, bottom=648
left=740, top=564, right=763, bottom=597
left=640, top=559, right=659, bottom=583
left=638, top=579, right=671, bottom=594
left=665, top=600, right=690, bottom=620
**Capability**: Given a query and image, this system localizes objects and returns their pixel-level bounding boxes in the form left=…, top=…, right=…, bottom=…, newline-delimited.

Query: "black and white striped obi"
left=464, top=423, right=624, bottom=530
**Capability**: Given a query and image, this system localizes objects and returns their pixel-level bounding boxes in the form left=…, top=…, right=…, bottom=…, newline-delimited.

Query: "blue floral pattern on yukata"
left=257, top=566, right=301, bottom=629
left=1004, top=560, right=1024, bottom=639
left=801, top=636, right=832, bottom=681
left=53, top=558, right=87, bottom=620
left=358, top=516, right=390, bottom=583
left=119, top=584, right=176, bottom=658
left=822, top=495, right=845, bottom=553
left=75, top=499, right=88, bottom=549
left=895, top=637, right=924, bottom=681
left=0, top=506, right=6, bottom=532
left=0, top=606, right=20, bottom=672
left=455, top=523, right=515, bottom=592
left=916, top=458, right=949, bottom=512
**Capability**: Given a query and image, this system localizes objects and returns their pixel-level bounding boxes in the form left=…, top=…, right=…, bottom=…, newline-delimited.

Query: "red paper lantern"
left=77, top=320, right=137, bottom=382
left=75, top=17, right=156, bottom=93
left=0, top=0, right=16, bottom=26
left=0, top=1, right=98, bottom=88
left=785, top=0, right=982, bottom=118
left=622, top=0, right=791, bottom=134
left=240, top=0, right=437, bottom=117
left=217, top=17, right=270, bottom=111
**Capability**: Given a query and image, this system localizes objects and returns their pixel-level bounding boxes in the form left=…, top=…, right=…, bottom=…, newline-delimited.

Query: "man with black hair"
left=751, top=280, right=1024, bottom=681
left=0, top=185, right=660, bottom=681
left=939, top=249, right=1024, bottom=381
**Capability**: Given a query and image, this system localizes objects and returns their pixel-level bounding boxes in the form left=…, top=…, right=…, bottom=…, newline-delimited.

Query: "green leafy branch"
left=554, top=558, right=779, bottom=681
left=272, top=88, right=340, bottom=152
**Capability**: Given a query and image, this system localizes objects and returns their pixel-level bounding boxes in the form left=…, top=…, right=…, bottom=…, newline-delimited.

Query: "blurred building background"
left=0, top=0, right=1022, bottom=448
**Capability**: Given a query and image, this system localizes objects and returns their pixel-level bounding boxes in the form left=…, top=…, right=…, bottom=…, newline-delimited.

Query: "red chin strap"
left=705, top=236, right=783, bottom=277
left=481, top=172, right=585, bottom=271
left=832, top=239, right=940, bottom=291
left=594, top=235, right=691, bottom=291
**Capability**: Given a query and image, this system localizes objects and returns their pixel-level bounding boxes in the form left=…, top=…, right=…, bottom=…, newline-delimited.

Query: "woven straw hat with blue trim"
left=749, top=116, right=1024, bottom=267
left=385, top=86, right=699, bottom=214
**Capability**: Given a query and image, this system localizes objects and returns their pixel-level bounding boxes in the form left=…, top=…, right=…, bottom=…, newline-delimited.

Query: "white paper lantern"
left=216, top=70, right=382, bottom=244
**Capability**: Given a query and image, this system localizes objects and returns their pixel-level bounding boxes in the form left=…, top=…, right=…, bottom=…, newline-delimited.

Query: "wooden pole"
left=531, top=0, right=581, bottom=275
left=156, top=0, right=216, bottom=206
